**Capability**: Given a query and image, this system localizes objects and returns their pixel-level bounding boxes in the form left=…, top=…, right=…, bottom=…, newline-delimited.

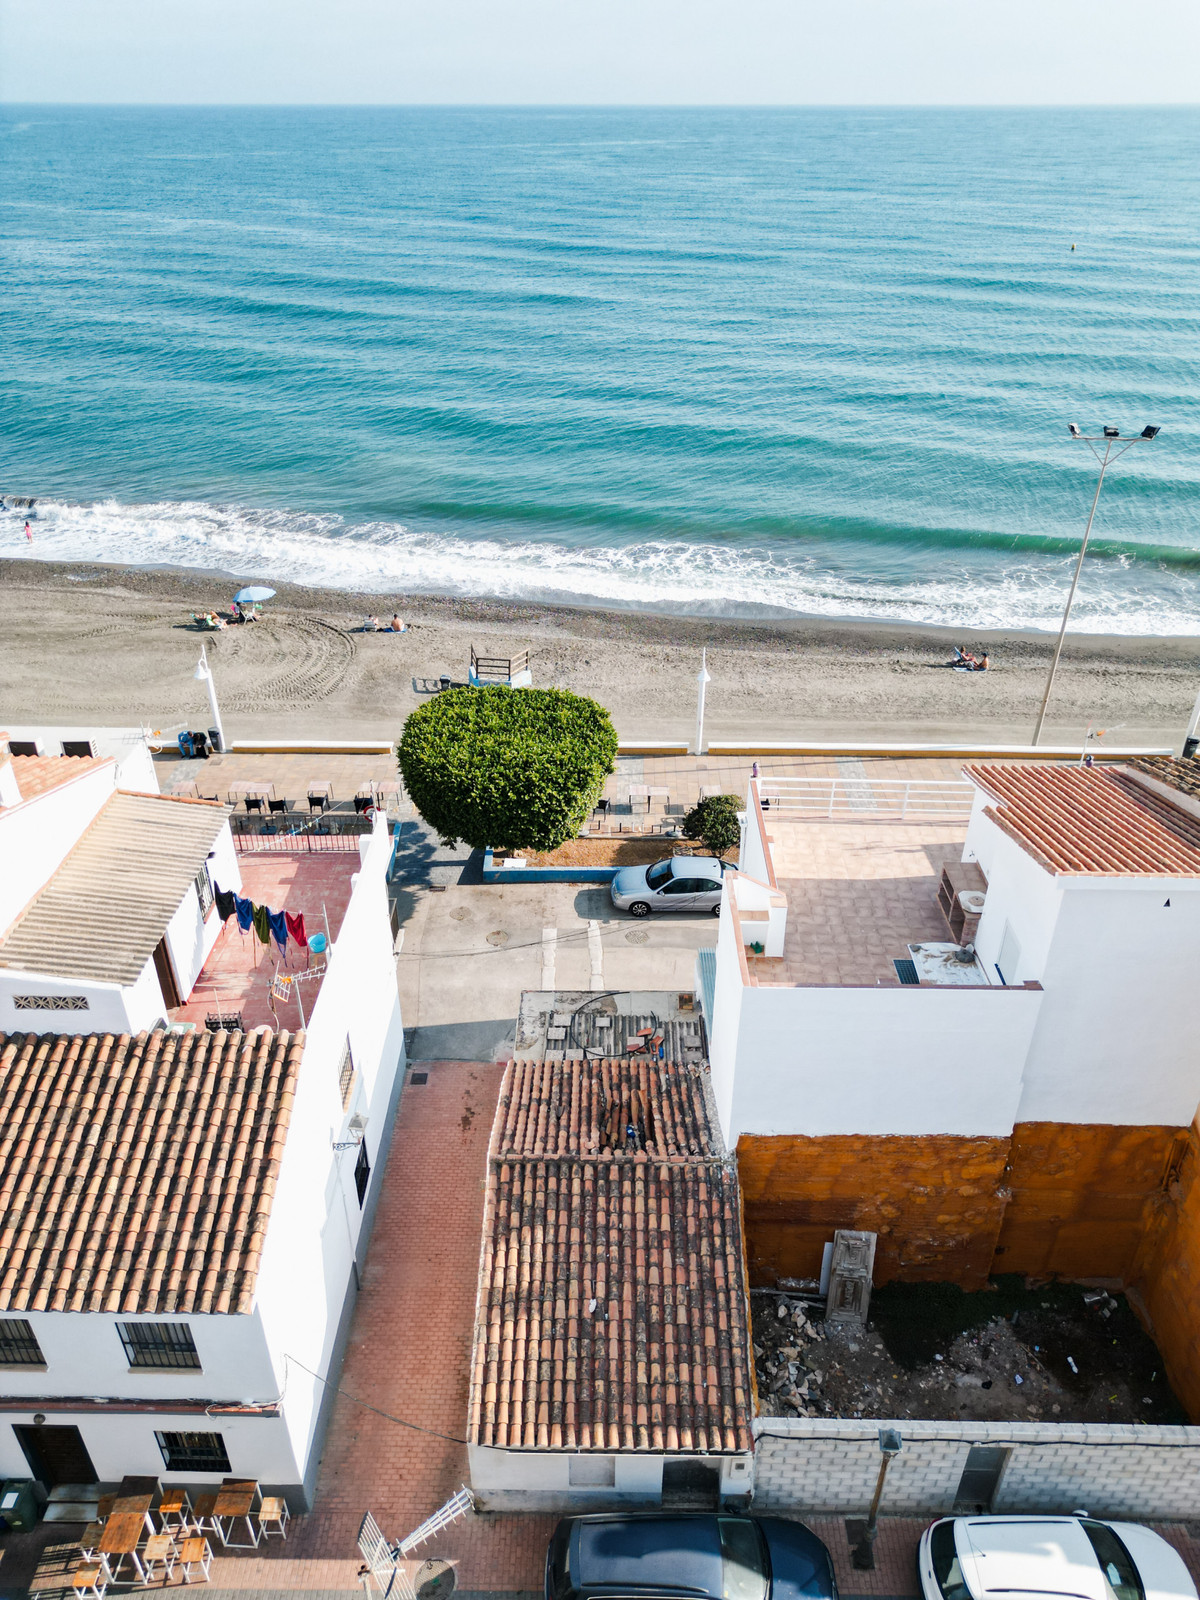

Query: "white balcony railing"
left=756, top=776, right=975, bottom=821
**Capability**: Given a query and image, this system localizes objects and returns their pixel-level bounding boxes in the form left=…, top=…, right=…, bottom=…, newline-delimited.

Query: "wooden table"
left=100, top=1511, right=148, bottom=1581
left=213, top=1481, right=261, bottom=1548
left=112, top=1490, right=156, bottom=1537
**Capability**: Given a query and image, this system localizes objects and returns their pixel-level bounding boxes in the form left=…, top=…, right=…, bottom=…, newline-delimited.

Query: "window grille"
left=0, top=1318, right=45, bottom=1366
left=155, top=1431, right=231, bottom=1473
left=338, top=1039, right=357, bottom=1110
left=119, top=1321, right=201, bottom=1370
left=13, top=995, right=89, bottom=1010
left=194, top=864, right=215, bottom=918
left=355, top=1139, right=371, bottom=1207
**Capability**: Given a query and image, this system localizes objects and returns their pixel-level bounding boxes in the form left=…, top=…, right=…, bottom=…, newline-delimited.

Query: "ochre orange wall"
left=1131, top=1118, right=1200, bottom=1421
left=994, top=1122, right=1185, bottom=1281
left=737, top=1122, right=1186, bottom=1293
left=736, top=1133, right=1010, bottom=1290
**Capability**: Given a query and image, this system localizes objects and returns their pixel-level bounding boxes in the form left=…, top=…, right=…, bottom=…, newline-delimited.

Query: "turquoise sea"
left=2, top=105, right=1199, bottom=632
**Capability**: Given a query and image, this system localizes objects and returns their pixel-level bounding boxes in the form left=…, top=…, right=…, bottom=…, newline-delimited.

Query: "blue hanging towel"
left=267, top=908, right=288, bottom=953
left=234, top=894, right=254, bottom=933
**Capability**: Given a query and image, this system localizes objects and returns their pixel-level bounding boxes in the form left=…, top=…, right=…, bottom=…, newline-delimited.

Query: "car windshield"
left=645, top=861, right=673, bottom=889
left=1081, top=1523, right=1143, bottom=1600
left=931, top=1522, right=975, bottom=1600
left=719, top=1518, right=767, bottom=1600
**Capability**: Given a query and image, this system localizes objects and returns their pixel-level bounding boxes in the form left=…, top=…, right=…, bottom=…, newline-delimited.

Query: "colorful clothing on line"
left=284, top=911, right=307, bottom=948
left=252, top=902, right=271, bottom=944
left=234, top=894, right=254, bottom=933
left=267, top=908, right=288, bottom=953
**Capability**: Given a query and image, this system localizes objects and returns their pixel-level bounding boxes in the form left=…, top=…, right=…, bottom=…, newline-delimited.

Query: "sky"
left=2, top=0, right=1198, bottom=105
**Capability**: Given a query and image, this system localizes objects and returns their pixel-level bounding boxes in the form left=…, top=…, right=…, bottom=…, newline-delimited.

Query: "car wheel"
left=711, top=903, right=722, bottom=916
left=629, top=901, right=651, bottom=918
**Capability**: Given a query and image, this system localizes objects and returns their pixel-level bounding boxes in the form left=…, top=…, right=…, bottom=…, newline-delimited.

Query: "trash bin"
left=208, top=726, right=224, bottom=754
left=0, top=1478, right=45, bottom=1531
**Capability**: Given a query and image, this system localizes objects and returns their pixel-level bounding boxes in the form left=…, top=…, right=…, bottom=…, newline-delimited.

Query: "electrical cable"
left=283, top=1353, right=469, bottom=1446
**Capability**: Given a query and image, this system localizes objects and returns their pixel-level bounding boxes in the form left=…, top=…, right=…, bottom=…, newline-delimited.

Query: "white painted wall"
left=0, top=1308, right=278, bottom=1403
left=468, top=1444, right=751, bottom=1511
left=0, top=761, right=117, bottom=935
left=967, top=809, right=1063, bottom=987
left=725, top=982, right=1042, bottom=1139
left=161, top=821, right=240, bottom=1004
left=253, top=813, right=405, bottom=1485
left=0, top=1407, right=301, bottom=1495
left=2, top=725, right=159, bottom=793
left=706, top=890, right=747, bottom=1143
left=0, top=969, right=136, bottom=1035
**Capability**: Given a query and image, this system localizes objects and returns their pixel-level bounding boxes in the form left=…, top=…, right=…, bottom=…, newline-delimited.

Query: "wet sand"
left=1, top=557, right=1197, bottom=749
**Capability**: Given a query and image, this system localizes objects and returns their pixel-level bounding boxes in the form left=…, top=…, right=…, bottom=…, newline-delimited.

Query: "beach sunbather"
left=365, top=615, right=383, bottom=631
left=390, top=613, right=408, bottom=632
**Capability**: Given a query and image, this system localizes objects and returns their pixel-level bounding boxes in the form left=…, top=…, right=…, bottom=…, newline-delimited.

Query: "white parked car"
left=609, top=855, right=726, bottom=917
left=919, top=1516, right=1198, bottom=1600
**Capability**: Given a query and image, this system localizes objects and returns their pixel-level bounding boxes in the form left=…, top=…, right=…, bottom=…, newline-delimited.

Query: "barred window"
left=0, top=1318, right=45, bottom=1366
left=194, top=864, right=214, bottom=918
left=155, top=1431, right=230, bottom=1473
left=13, top=995, right=89, bottom=1011
left=338, top=1038, right=357, bottom=1110
left=119, top=1321, right=201, bottom=1370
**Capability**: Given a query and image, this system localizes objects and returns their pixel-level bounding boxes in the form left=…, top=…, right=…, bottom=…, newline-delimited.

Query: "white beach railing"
left=757, top=775, right=975, bottom=821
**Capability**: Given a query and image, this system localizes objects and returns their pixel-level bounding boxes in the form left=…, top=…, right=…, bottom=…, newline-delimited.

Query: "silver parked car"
left=610, top=855, right=726, bottom=917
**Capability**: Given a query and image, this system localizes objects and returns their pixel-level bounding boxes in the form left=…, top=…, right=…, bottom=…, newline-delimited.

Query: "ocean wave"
left=5, top=493, right=1200, bottom=636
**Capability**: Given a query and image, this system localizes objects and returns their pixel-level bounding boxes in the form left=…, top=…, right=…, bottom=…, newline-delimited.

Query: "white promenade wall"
left=0, top=760, right=117, bottom=934
left=752, top=1418, right=1200, bottom=1520
left=723, top=981, right=1042, bottom=1140
left=2, top=725, right=159, bottom=793
left=253, top=814, right=405, bottom=1491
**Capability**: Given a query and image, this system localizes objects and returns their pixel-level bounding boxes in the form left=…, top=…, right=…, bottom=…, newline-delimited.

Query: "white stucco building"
left=0, top=743, right=407, bottom=1506
left=701, top=759, right=1200, bottom=1147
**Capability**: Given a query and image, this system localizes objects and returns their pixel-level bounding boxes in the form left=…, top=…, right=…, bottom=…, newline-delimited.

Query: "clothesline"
left=214, top=884, right=308, bottom=959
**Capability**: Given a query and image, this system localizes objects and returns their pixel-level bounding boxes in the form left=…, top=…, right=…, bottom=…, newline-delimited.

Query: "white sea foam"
left=6, top=495, right=1200, bottom=637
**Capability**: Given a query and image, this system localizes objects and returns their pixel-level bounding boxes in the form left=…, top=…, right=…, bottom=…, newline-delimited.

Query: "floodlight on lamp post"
left=193, top=643, right=227, bottom=754
left=1032, top=424, right=1160, bottom=746
left=694, top=648, right=711, bottom=756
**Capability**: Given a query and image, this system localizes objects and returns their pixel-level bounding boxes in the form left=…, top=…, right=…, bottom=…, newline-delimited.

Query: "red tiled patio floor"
left=173, top=854, right=358, bottom=1032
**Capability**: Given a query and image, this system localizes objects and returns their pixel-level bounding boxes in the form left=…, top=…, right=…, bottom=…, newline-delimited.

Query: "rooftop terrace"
left=745, top=815, right=969, bottom=986
left=171, top=852, right=360, bottom=1032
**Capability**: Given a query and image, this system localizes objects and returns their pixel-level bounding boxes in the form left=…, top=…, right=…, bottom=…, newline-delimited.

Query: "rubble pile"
left=752, top=1281, right=1185, bottom=1425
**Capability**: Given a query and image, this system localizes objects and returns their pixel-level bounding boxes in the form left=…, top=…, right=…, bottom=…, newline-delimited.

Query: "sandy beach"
left=1, top=557, right=1198, bottom=749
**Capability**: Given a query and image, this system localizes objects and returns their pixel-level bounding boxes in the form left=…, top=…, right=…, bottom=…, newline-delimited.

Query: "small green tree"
left=682, top=792, right=742, bottom=859
left=397, top=686, right=618, bottom=852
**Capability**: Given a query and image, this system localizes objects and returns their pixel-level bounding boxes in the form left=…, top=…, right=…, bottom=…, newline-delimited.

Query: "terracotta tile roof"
left=0, top=791, right=231, bottom=985
left=0, top=1027, right=303, bottom=1315
left=469, top=1057, right=753, bottom=1455
left=5, top=755, right=112, bottom=805
left=491, top=1056, right=718, bottom=1161
left=1129, top=755, right=1200, bottom=805
left=964, top=762, right=1200, bottom=877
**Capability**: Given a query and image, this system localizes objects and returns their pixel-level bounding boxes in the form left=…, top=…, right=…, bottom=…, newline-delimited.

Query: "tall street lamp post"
left=194, top=643, right=227, bottom=754
left=1032, top=424, right=1159, bottom=746
left=694, top=649, right=711, bottom=756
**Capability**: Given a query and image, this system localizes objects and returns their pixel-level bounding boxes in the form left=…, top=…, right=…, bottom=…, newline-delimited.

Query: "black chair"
left=268, top=798, right=289, bottom=816
left=353, top=795, right=374, bottom=814
left=308, top=793, right=329, bottom=813
left=245, top=796, right=263, bottom=815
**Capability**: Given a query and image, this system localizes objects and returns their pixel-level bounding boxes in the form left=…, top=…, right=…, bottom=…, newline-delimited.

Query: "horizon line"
left=3, top=99, right=1200, bottom=111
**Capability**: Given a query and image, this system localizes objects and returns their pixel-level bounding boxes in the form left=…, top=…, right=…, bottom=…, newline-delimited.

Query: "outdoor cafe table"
left=111, top=1488, right=156, bottom=1537
left=213, top=1480, right=262, bottom=1548
left=99, top=1511, right=149, bottom=1581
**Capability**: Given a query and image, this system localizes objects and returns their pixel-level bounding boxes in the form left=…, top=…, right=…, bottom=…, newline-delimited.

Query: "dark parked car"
left=545, top=1512, right=838, bottom=1600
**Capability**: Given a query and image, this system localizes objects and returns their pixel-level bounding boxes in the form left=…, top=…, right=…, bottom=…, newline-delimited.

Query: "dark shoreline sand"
left=1, top=556, right=1197, bottom=748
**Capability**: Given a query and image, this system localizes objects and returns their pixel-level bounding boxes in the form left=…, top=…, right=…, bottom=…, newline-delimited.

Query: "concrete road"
left=391, top=823, right=718, bottom=1061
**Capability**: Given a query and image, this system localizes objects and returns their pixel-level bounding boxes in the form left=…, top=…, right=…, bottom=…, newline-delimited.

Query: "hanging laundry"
left=234, top=894, right=254, bottom=933
left=214, top=886, right=237, bottom=923
left=267, top=908, right=288, bottom=954
left=252, top=903, right=271, bottom=945
left=284, top=910, right=307, bottom=948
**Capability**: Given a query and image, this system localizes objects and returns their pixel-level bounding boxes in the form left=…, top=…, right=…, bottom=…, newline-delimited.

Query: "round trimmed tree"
left=397, top=686, right=619, bottom=852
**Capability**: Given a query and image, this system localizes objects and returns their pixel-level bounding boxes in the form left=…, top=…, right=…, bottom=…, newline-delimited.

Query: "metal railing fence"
left=756, top=776, right=975, bottom=821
